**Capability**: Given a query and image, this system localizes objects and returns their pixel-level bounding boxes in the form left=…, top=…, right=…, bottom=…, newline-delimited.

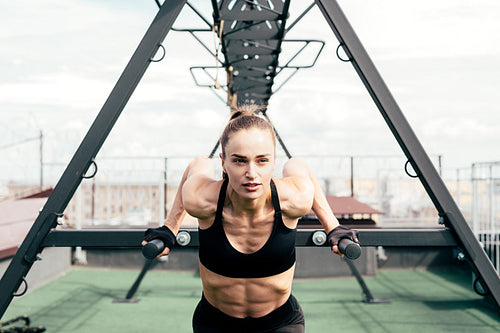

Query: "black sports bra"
left=198, top=179, right=297, bottom=278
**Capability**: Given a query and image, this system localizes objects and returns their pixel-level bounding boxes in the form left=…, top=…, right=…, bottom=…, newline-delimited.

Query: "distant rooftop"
left=0, top=197, right=47, bottom=259
left=326, top=195, right=384, bottom=216
left=305, top=195, right=383, bottom=218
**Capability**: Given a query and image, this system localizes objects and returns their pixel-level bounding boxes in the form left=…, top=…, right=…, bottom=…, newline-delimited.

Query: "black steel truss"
left=177, top=0, right=325, bottom=107
left=1, top=0, right=499, bottom=319
left=211, top=0, right=292, bottom=106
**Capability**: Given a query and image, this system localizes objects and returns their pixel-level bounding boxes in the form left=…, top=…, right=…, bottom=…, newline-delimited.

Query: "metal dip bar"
left=42, top=228, right=457, bottom=248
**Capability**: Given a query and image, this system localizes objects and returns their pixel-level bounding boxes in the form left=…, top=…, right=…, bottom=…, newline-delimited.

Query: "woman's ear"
left=219, top=152, right=226, bottom=173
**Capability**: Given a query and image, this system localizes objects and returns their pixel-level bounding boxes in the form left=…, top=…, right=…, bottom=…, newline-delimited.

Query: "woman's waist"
left=196, top=293, right=302, bottom=331
left=200, top=262, right=294, bottom=318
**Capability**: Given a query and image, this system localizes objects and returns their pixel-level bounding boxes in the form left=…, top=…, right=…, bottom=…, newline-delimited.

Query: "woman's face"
left=221, top=128, right=276, bottom=200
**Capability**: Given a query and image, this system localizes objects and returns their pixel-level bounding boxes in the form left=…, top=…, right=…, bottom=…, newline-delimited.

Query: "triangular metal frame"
left=315, top=0, right=500, bottom=309
left=1, top=0, right=499, bottom=318
left=0, top=0, right=189, bottom=317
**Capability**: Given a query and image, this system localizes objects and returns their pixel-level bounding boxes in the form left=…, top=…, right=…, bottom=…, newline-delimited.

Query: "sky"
left=1, top=0, right=500, bottom=185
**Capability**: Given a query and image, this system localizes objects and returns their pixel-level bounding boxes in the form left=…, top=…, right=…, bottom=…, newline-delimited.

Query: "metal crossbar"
left=40, top=228, right=457, bottom=248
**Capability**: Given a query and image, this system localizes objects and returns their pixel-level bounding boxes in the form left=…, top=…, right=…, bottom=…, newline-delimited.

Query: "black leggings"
left=192, top=294, right=305, bottom=333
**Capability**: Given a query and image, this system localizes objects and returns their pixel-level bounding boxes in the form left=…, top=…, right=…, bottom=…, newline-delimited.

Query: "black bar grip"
left=338, top=237, right=361, bottom=260
left=142, top=239, right=165, bottom=259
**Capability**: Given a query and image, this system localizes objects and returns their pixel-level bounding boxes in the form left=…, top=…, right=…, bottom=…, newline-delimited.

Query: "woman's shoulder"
left=182, top=177, right=223, bottom=220
left=273, top=177, right=314, bottom=219
left=273, top=176, right=313, bottom=196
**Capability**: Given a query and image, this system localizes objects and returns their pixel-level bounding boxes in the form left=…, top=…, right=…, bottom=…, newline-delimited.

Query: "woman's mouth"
left=243, top=183, right=261, bottom=192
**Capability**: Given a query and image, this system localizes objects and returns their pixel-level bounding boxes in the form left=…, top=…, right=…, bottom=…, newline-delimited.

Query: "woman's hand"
left=142, top=225, right=176, bottom=258
left=327, top=225, right=359, bottom=258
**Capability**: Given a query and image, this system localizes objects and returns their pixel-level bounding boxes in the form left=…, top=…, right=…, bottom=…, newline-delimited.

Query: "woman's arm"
left=142, top=156, right=218, bottom=256
left=282, top=158, right=340, bottom=233
left=282, top=158, right=347, bottom=255
left=181, top=157, right=220, bottom=219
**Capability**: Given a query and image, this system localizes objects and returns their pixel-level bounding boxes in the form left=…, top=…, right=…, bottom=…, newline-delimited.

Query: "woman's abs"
left=199, top=262, right=295, bottom=318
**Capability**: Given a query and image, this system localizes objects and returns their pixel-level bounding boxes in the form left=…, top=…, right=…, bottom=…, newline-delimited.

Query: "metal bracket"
left=150, top=44, right=166, bottom=62
left=82, top=159, right=98, bottom=179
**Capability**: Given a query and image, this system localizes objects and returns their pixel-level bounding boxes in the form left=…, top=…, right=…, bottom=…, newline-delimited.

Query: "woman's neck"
left=227, top=187, right=271, bottom=218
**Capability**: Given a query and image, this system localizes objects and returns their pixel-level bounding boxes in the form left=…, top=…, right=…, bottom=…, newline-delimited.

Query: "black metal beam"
left=286, top=2, right=316, bottom=33
left=0, top=0, right=187, bottom=319
left=40, top=228, right=457, bottom=248
left=261, top=112, right=292, bottom=159
left=314, top=0, right=500, bottom=311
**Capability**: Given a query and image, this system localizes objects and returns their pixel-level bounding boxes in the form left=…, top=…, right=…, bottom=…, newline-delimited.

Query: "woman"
left=143, top=105, right=358, bottom=333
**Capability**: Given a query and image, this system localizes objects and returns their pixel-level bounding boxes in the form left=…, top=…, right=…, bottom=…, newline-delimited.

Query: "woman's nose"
left=246, top=162, right=257, bottom=178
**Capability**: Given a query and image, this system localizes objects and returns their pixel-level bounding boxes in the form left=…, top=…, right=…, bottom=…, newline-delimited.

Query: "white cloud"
left=0, top=73, right=110, bottom=109
left=298, top=0, right=500, bottom=59
left=0, top=0, right=151, bottom=38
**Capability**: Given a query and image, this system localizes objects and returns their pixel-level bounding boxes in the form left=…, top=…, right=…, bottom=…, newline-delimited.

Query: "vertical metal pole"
left=438, top=154, right=442, bottom=177
left=159, top=172, right=164, bottom=222
left=315, top=0, right=500, bottom=311
left=0, top=0, right=188, bottom=319
left=73, top=185, right=85, bottom=264
left=164, top=157, right=168, bottom=218
left=493, top=232, right=500, bottom=275
left=376, top=169, right=383, bottom=226
left=106, top=182, right=111, bottom=222
left=39, top=130, right=43, bottom=190
left=489, top=165, right=494, bottom=232
left=472, top=164, right=479, bottom=236
left=494, top=166, right=499, bottom=273
left=350, top=156, right=354, bottom=197
left=488, top=165, right=494, bottom=267
left=91, top=178, right=96, bottom=223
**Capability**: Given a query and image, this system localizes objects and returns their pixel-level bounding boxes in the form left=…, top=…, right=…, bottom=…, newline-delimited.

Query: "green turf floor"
left=3, top=267, right=499, bottom=332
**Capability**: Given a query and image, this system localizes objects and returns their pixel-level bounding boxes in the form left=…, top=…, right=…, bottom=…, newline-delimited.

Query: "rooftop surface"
left=3, top=267, right=499, bottom=332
